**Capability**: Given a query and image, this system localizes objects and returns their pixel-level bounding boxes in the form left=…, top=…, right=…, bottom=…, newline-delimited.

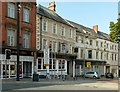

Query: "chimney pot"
left=48, top=1, right=56, bottom=11
left=93, top=25, right=98, bottom=33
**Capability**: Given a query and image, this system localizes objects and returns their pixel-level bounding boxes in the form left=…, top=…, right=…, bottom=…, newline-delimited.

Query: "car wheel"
left=93, top=76, right=96, bottom=79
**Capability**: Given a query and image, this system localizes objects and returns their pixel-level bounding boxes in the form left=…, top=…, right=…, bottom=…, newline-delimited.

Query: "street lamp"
left=16, top=2, right=21, bottom=81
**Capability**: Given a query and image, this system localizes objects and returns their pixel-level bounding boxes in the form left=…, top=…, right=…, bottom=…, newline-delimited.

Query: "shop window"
left=38, top=59, right=41, bottom=69
left=10, top=65, right=15, bottom=70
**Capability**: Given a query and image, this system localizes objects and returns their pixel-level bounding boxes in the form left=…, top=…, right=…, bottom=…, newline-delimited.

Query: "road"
left=1, top=77, right=118, bottom=91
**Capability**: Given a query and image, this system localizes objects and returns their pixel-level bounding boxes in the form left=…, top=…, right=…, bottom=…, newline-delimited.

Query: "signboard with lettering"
left=86, top=62, right=91, bottom=68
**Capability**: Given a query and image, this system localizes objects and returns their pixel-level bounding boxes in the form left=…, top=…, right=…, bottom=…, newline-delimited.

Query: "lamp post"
left=16, top=2, right=21, bottom=81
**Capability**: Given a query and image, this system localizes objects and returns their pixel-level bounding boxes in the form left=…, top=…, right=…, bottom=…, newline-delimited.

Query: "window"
left=52, top=23, right=57, bottom=34
left=43, top=19, right=47, bottom=31
left=23, top=32, right=30, bottom=48
left=101, top=52, right=103, bottom=59
left=70, top=29, right=72, bottom=38
left=76, top=37, right=78, bottom=42
left=52, top=41, right=57, bottom=52
left=59, top=60, right=64, bottom=69
left=107, top=43, right=109, bottom=48
left=90, top=40, right=92, bottom=45
left=96, top=51, right=98, bottom=59
left=53, top=60, right=56, bottom=69
left=8, top=3, right=15, bottom=18
left=115, top=54, right=117, bottom=61
left=81, top=38, right=84, bottom=43
left=88, top=50, right=92, bottom=59
left=7, top=29, right=15, bottom=46
left=10, top=65, right=15, bottom=70
left=43, top=59, right=46, bottom=69
left=96, top=41, right=98, bottom=46
left=38, top=59, right=41, bottom=69
left=81, top=49, right=84, bottom=58
left=101, top=42, right=103, bottom=47
left=49, top=59, right=52, bottom=69
left=43, top=39, right=47, bottom=50
left=106, top=53, right=109, bottom=60
left=61, top=26, right=65, bottom=36
left=112, top=54, right=114, bottom=60
left=23, top=8, right=29, bottom=22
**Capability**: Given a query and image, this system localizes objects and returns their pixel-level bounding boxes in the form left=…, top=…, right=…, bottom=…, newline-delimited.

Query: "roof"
left=97, top=31, right=110, bottom=41
left=36, top=4, right=74, bottom=27
left=67, top=20, right=97, bottom=37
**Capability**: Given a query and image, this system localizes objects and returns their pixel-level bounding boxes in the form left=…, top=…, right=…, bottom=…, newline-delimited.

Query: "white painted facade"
left=0, top=54, right=34, bottom=79
left=75, top=33, right=118, bottom=77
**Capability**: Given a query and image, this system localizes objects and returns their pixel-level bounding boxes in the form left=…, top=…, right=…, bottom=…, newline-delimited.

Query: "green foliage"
left=109, top=18, right=120, bottom=42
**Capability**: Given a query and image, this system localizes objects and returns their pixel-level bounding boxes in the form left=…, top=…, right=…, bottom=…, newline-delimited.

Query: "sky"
left=37, top=1, right=118, bottom=34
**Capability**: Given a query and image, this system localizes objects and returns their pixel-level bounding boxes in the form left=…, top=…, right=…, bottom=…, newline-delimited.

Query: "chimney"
left=93, top=25, right=98, bottom=33
left=48, top=1, right=56, bottom=11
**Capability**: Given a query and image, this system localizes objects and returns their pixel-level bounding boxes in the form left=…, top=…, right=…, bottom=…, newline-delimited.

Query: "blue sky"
left=37, top=1, right=118, bottom=34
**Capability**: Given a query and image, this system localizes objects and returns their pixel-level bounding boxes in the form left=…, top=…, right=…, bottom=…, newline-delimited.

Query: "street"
left=1, top=77, right=118, bottom=91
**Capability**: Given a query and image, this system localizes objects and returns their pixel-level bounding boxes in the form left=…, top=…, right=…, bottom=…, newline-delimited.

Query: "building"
left=36, top=2, right=77, bottom=78
left=69, top=20, right=118, bottom=77
left=0, top=2, right=36, bottom=79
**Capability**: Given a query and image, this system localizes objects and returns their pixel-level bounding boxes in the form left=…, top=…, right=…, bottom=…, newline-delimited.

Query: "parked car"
left=105, top=73, right=114, bottom=79
left=84, top=71, right=100, bottom=79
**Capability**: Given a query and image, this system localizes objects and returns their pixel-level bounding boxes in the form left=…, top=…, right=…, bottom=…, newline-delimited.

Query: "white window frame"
left=7, top=29, right=15, bottom=46
left=23, top=33, right=30, bottom=48
left=23, top=8, right=29, bottom=22
left=70, top=29, right=72, bottom=38
left=52, top=23, right=57, bottom=34
left=52, top=41, right=57, bottom=52
left=43, top=19, right=47, bottom=31
left=42, top=39, right=47, bottom=50
left=8, top=3, right=15, bottom=18
left=61, top=26, right=65, bottom=36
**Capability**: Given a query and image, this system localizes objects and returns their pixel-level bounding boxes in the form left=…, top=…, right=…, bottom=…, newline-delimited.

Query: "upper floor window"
left=70, top=29, right=72, bottom=38
left=96, top=51, right=98, bottom=59
left=8, top=3, right=15, bottom=18
left=81, top=38, right=84, bottom=43
left=7, top=29, right=15, bottom=46
left=90, top=40, right=92, bottom=45
left=96, top=41, right=98, bottom=46
left=61, top=44, right=66, bottom=53
left=23, top=32, right=30, bottom=48
left=43, top=39, right=47, bottom=50
left=23, top=8, right=29, bottom=22
left=115, top=54, right=117, bottom=61
left=81, top=49, right=84, bottom=58
left=101, top=42, right=103, bottom=47
left=106, top=53, right=109, bottom=60
left=52, top=41, right=57, bottom=52
left=52, top=23, right=57, bottom=34
left=111, top=54, right=114, bottom=60
left=61, top=26, right=65, bottom=36
left=88, top=50, right=92, bottom=59
left=43, top=19, right=47, bottom=31
left=107, top=43, right=109, bottom=48
left=101, top=52, right=103, bottom=59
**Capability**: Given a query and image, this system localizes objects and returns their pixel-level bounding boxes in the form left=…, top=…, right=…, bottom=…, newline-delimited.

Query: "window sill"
left=6, top=16, right=16, bottom=20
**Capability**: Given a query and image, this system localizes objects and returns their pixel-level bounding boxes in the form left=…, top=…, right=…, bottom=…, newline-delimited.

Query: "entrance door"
left=23, top=62, right=32, bottom=78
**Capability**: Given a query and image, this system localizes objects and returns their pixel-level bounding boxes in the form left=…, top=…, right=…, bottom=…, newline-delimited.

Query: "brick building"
left=0, top=2, right=36, bottom=78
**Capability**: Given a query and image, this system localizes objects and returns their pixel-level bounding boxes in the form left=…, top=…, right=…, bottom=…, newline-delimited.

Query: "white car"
left=84, top=71, right=100, bottom=79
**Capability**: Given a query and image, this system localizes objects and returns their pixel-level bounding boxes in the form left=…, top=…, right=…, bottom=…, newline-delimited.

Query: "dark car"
left=105, top=73, right=114, bottom=79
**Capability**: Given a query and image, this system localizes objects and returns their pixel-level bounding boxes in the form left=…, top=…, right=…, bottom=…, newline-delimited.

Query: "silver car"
left=84, top=71, right=100, bottom=79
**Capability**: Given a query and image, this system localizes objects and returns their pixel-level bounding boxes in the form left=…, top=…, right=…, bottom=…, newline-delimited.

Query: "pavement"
left=1, top=77, right=119, bottom=91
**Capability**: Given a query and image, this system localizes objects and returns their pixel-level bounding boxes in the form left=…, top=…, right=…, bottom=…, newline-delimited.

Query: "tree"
left=109, top=18, right=120, bottom=42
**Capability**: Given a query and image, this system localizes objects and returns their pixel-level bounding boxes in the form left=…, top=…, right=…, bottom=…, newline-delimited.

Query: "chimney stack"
left=93, top=25, right=98, bottom=33
left=48, top=1, right=56, bottom=11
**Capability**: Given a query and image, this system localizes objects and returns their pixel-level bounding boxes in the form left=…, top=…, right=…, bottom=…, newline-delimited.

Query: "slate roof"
left=37, top=4, right=110, bottom=41
left=36, top=4, right=74, bottom=27
left=67, top=20, right=97, bottom=37
left=97, top=31, right=110, bottom=40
